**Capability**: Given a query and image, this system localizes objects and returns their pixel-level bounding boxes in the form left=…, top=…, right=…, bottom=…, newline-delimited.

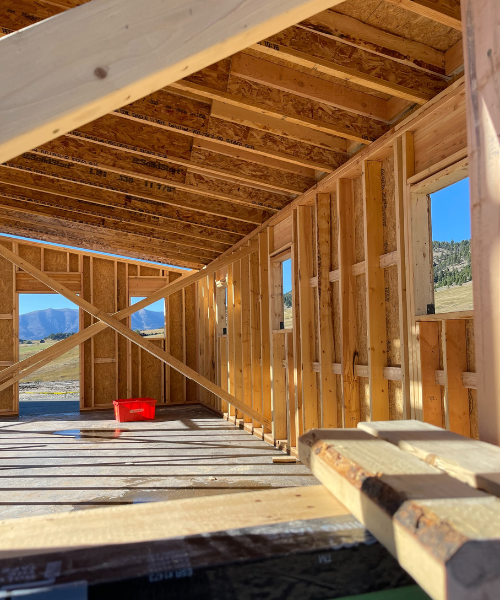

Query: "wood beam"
left=0, top=210, right=206, bottom=269
left=70, top=114, right=316, bottom=190
left=383, top=0, right=462, bottom=30
left=299, top=429, right=500, bottom=600
left=33, top=136, right=294, bottom=206
left=0, top=485, right=346, bottom=560
left=232, top=52, right=390, bottom=122
left=115, top=104, right=346, bottom=173
left=173, top=77, right=387, bottom=145
left=445, top=39, right=464, bottom=76
left=192, top=138, right=316, bottom=181
left=299, top=10, right=446, bottom=75
left=462, top=0, right=500, bottom=443
left=210, top=99, right=350, bottom=152
left=253, top=26, right=447, bottom=104
left=0, top=219, right=198, bottom=268
left=62, top=133, right=305, bottom=196
left=0, top=163, right=269, bottom=228
left=0, top=193, right=224, bottom=260
left=3, top=152, right=285, bottom=215
left=0, top=0, right=347, bottom=163
left=0, top=181, right=240, bottom=249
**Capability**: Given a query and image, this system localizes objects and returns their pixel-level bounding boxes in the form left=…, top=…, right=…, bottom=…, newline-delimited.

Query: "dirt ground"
left=19, top=380, right=80, bottom=416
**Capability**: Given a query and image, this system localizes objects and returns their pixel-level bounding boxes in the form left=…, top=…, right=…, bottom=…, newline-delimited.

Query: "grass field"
left=19, top=339, right=79, bottom=383
left=139, top=328, right=165, bottom=338
left=19, top=327, right=165, bottom=384
left=434, top=280, right=473, bottom=313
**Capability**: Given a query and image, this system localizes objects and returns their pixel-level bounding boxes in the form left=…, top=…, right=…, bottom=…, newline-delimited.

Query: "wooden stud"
left=232, top=260, right=243, bottom=420
left=226, top=264, right=235, bottom=417
left=315, top=193, right=337, bottom=428
left=297, top=204, right=319, bottom=431
left=337, top=179, right=359, bottom=428
left=419, top=321, right=443, bottom=427
left=443, top=320, right=470, bottom=437
left=272, top=332, right=287, bottom=440
left=258, top=231, right=272, bottom=432
left=363, top=161, right=389, bottom=421
left=286, top=330, right=296, bottom=448
left=393, top=137, right=411, bottom=418
left=249, top=250, right=262, bottom=424
left=291, top=209, right=303, bottom=438
left=240, top=255, right=252, bottom=423
left=219, top=334, right=228, bottom=414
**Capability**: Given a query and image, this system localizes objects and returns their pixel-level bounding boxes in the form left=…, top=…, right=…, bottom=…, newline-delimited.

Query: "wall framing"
left=0, top=236, right=196, bottom=415
left=197, top=77, right=477, bottom=452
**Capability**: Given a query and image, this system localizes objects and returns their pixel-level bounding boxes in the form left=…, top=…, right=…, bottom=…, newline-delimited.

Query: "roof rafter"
left=299, top=10, right=447, bottom=75
left=0, top=184, right=234, bottom=253
left=252, top=25, right=447, bottom=104
left=0, top=165, right=264, bottom=232
left=0, top=194, right=221, bottom=263
left=0, top=211, right=206, bottom=269
left=0, top=0, right=348, bottom=163
left=231, top=52, right=390, bottom=120
left=382, top=0, right=461, bottom=31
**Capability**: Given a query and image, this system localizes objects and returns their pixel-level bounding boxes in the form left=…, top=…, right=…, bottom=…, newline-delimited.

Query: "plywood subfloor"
left=0, top=404, right=317, bottom=520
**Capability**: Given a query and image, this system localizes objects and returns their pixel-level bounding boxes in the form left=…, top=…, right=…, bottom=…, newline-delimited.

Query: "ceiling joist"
left=382, top=0, right=462, bottom=31
left=299, top=10, right=447, bottom=75
left=253, top=26, right=447, bottom=104
left=0, top=0, right=463, bottom=266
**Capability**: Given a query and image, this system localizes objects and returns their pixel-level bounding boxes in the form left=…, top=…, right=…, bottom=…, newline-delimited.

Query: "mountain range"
left=19, top=308, right=164, bottom=340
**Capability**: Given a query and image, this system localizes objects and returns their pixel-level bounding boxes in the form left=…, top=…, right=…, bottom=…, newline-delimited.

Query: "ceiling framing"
left=0, top=0, right=462, bottom=269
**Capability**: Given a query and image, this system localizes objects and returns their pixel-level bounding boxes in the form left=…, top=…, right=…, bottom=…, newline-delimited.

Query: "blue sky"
left=431, top=177, right=470, bottom=242
left=283, top=258, right=292, bottom=294
left=9, top=234, right=184, bottom=315
left=130, top=296, right=165, bottom=312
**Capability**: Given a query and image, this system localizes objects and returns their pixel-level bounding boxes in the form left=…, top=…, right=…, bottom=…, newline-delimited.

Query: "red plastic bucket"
left=113, top=397, right=157, bottom=422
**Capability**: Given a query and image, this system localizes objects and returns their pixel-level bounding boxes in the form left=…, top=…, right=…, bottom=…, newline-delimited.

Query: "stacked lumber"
left=0, top=486, right=416, bottom=599
left=299, top=421, right=500, bottom=600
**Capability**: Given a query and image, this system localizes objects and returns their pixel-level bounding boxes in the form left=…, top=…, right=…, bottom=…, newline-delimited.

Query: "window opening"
left=130, top=297, right=166, bottom=338
left=18, top=293, right=80, bottom=417
left=282, top=258, right=293, bottom=329
left=430, top=177, right=472, bottom=314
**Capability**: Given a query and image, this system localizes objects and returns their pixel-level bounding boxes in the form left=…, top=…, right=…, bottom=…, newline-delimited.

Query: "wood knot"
left=94, top=67, right=108, bottom=79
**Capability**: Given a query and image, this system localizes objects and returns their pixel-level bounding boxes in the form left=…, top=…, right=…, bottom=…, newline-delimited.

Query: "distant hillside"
left=131, top=308, right=165, bottom=331
left=19, top=308, right=79, bottom=340
left=433, top=239, right=471, bottom=289
left=19, top=308, right=164, bottom=340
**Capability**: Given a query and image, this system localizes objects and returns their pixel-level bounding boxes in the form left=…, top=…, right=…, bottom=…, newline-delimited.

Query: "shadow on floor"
left=0, top=404, right=318, bottom=519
